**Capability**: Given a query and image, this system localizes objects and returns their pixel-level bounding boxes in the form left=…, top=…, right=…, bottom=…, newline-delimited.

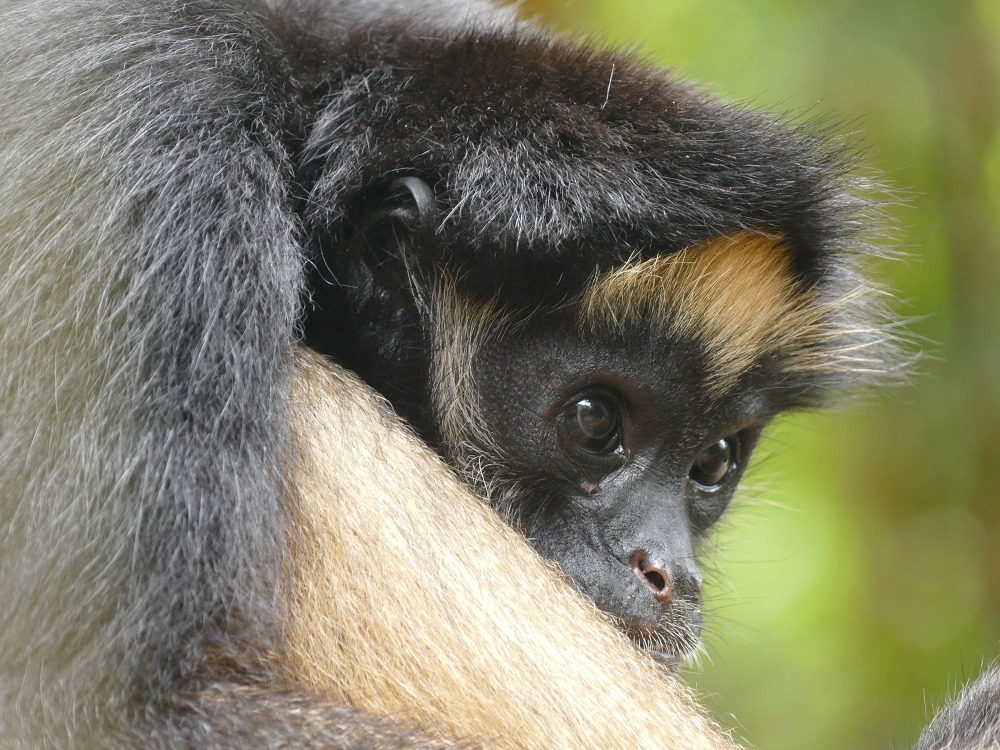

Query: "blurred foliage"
left=517, top=0, right=1000, bottom=748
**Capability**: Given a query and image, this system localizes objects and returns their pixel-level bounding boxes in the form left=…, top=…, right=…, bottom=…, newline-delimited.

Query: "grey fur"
left=280, top=0, right=520, bottom=30
left=915, top=668, right=1000, bottom=750
left=0, top=0, right=301, bottom=744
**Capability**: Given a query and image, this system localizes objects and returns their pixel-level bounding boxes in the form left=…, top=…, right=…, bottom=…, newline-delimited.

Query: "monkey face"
left=415, top=230, right=849, bottom=665
left=307, top=169, right=892, bottom=665
left=452, top=309, right=770, bottom=665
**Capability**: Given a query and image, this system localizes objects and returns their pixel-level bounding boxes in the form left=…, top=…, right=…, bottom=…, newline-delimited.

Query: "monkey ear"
left=327, top=176, right=440, bottom=350
left=382, top=176, right=439, bottom=233
left=354, top=175, right=440, bottom=304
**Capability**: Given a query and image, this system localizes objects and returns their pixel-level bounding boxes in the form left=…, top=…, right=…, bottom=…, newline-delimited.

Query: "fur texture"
left=0, top=0, right=984, bottom=748
left=1, top=0, right=300, bottom=743
left=915, top=667, right=1000, bottom=750
left=0, top=0, right=736, bottom=746
left=577, top=230, right=873, bottom=395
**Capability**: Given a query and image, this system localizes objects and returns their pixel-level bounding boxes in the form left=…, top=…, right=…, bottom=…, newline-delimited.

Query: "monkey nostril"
left=629, top=550, right=674, bottom=604
left=643, top=567, right=667, bottom=591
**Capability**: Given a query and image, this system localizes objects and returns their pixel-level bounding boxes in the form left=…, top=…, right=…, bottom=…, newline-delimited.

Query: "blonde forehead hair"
left=577, top=230, right=839, bottom=394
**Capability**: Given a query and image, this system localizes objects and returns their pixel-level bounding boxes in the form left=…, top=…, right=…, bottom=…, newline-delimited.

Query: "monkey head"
left=301, top=24, right=898, bottom=664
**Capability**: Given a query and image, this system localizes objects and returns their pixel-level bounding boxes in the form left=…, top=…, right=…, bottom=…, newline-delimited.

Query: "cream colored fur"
left=579, top=230, right=876, bottom=394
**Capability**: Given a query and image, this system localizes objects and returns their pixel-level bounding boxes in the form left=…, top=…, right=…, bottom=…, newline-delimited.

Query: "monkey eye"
left=562, top=395, right=622, bottom=455
left=689, top=437, right=736, bottom=490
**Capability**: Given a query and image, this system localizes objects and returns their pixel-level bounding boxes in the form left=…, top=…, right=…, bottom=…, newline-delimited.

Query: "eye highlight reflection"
left=563, top=395, right=621, bottom=455
left=689, top=437, right=735, bottom=490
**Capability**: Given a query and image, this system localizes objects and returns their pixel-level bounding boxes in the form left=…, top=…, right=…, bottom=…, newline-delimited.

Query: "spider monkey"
left=2, top=0, right=993, bottom=748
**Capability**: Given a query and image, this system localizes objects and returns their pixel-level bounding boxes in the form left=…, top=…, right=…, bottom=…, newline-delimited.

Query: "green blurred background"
left=518, top=1, right=1000, bottom=748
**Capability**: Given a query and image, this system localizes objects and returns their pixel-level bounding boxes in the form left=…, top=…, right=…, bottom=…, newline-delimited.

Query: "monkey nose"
left=630, top=550, right=674, bottom=604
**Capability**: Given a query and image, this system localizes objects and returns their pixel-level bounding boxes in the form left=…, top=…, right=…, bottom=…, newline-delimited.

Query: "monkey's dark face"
left=306, top=166, right=877, bottom=663
left=464, top=311, right=766, bottom=663
left=422, top=231, right=832, bottom=663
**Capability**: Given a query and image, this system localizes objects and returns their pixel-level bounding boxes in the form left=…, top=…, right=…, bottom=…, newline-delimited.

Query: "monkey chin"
left=650, top=652, right=684, bottom=671
left=618, top=612, right=703, bottom=673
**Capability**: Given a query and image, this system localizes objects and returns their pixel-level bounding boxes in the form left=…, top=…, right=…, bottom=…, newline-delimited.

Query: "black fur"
left=298, top=1, right=899, bottom=428
left=297, top=16, right=861, bottom=303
